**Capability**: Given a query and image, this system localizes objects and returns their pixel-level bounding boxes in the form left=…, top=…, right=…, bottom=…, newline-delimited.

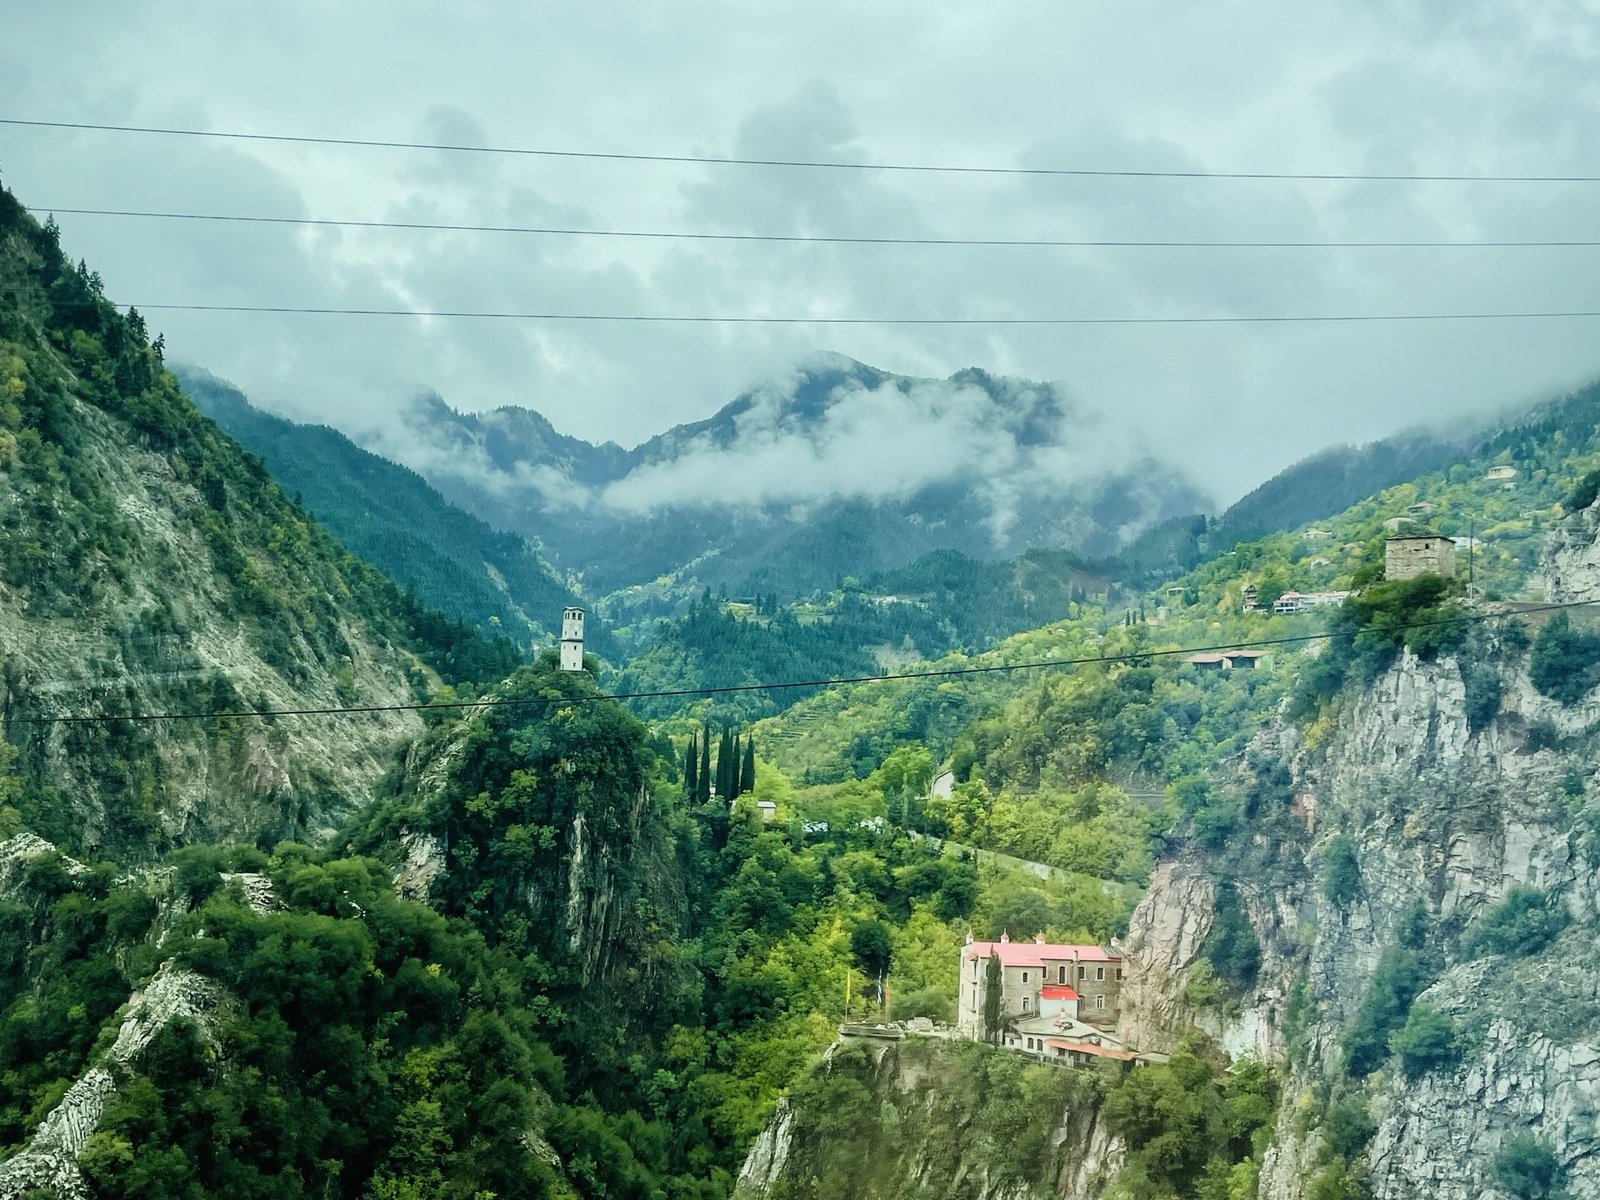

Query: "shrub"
left=1565, top=467, right=1600, bottom=513
left=1495, top=1134, right=1563, bottom=1200
left=889, top=987, right=954, bottom=1024
left=1530, top=615, right=1600, bottom=705
left=1320, top=837, right=1362, bottom=910
left=1200, top=881, right=1260, bottom=992
left=1342, top=945, right=1431, bottom=1077
left=1321, top=1097, right=1376, bottom=1161
left=1389, top=1001, right=1460, bottom=1079
left=1462, top=661, right=1503, bottom=732
left=1465, top=886, right=1570, bottom=959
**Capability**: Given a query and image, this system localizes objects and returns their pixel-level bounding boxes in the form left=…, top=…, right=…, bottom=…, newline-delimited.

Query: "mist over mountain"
left=376, top=355, right=1210, bottom=598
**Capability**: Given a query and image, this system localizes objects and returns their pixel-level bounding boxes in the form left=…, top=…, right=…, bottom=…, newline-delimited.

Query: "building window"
left=1095, top=995, right=1106, bottom=1010
left=1116, top=968, right=1124, bottom=981
left=1058, top=965, right=1067, bottom=984
left=1096, top=967, right=1105, bottom=982
left=1022, top=971, right=1028, bottom=983
left=1026, top=1037, right=1034, bottom=1050
left=1078, top=966, right=1086, bottom=981
left=1022, top=996, right=1030, bottom=1012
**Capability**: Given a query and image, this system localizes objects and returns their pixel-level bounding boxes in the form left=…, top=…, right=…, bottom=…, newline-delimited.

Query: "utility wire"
left=11, top=600, right=1584, bottom=727
left=4, top=117, right=1598, bottom=183
left=79, top=303, right=1600, bottom=326
left=31, top=206, right=1600, bottom=250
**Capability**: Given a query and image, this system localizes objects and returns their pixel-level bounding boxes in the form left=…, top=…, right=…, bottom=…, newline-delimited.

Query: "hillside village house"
left=956, top=933, right=1124, bottom=1042
left=1271, top=590, right=1351, bottom=615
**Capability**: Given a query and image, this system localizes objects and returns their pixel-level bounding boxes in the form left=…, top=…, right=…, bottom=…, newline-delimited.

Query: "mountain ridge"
left=377, top=355, right=1208, bottom=599
left=177, top=365, right=608, bottom=653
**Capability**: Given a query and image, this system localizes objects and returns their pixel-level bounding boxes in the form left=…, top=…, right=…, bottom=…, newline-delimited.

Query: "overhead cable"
left=5, top=117, right=1598, bottom=183
left=31, top=206, right=1600, bottom=250
left=88, top=303, right=1600, bottom=326
left=10, top=600, right=1582, bottom=727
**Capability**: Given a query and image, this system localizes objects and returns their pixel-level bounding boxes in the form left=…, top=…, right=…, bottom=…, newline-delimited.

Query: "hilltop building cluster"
left=956, top=933, right=1137, bottom=1064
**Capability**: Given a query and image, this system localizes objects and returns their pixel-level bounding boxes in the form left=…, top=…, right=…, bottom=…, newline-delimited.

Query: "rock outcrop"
left=734, top=1037, right=1118, bottom=1200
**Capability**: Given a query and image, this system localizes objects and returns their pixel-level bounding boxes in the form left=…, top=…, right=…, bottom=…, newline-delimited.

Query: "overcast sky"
left=4, top=1, right=1600, bottom=508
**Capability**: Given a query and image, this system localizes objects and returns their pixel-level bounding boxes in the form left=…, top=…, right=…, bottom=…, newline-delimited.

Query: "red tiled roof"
left=1042, top=1038, right=1135, bottom=1061
left=962, top=941, right=1120, bottom=967
left=1040, top=984, right=1080, bottom=1001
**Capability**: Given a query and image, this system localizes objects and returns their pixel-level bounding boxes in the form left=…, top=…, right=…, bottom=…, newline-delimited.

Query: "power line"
left=11, top=601, right=1582, bottom=727
left=33, top=205, right=1600, bottom=250
left=86, top=303, right=1600, bottom=326
left=5, top=117, right=1599, bottom=183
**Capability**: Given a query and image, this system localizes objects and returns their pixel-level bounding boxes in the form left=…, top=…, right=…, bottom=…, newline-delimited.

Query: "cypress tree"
left=684, top=734, right=699, bottom=797
left=717, top=729, right=734, bottom=800
left=983, top=954, right=1004, bottom=1043
left=742, top=739, right=757, bottom=798
left=698, top=725, right=713, bottom=803
left=731, top=733, right=745, bottom=799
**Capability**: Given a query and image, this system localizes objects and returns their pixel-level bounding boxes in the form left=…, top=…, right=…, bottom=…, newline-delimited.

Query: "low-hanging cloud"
left=367, top=354, right=1192, bottom=556
left=597, top=362, right=1099, bottom=515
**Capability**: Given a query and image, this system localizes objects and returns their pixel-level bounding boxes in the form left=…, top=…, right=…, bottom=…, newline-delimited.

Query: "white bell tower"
left=559, top=607, right=585, bottom=672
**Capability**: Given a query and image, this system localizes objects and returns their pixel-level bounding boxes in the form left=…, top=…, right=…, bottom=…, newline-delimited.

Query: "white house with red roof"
left=956, top=931, right=1125, bottom=1040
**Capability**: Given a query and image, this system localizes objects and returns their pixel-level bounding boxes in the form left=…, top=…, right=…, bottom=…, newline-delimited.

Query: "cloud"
left=3, top=0, right=1600, bottom=512
left=597, top=363, right=1079, bottom=514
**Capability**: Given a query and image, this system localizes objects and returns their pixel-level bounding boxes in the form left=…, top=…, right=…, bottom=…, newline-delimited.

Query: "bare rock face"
left=1119, top=632, right=1600, bottom=1200
left=734, top=1037, right=1119, bottom=1200
left=220, top=871, right=278, bottom=915
left=1542, top=500, right=1600, bottom=602
left=0, top=383, right=428, bottom=857
left=0, top=832, right=87, bottom=894
left=1117, top=857, right=1214, bottom=1055
left=735, top=1095, right=796, bottom=1196
left=393, top=831, right=447, bottom=901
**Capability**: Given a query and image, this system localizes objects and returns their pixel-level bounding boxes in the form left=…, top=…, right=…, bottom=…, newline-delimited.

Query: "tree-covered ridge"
left=1163, top=376, right=1600, bottom=612
left=0, top=181, right=520, bottom=857
left=180, top=366, right=602, bottom=654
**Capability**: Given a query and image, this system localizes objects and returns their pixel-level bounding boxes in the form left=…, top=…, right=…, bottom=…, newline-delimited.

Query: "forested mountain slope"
left=0, top=183, right=519, bottom=857
left=177, top=365, right=599, bottom=653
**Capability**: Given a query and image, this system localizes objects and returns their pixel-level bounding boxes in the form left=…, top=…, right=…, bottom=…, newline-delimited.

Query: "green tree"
left=1495, top=1135, right=1563, bottom=1200
left=1466, top=886, right=1570, bottom=958
left=698, top=725, right=712, bottom=803
left=742, top=739, right=757, bottom=802
left=1390, top=1001, right=1461, bottom=1079
left=851, top=920, right=893, bottom=981
left=684, top=733, right=699, bottom=799
left=1343, top=944, right=1431, bottom=1077
left=1530, top=614, right=1600, bottom=705
left=1321, top=836, right=1362, bottom=910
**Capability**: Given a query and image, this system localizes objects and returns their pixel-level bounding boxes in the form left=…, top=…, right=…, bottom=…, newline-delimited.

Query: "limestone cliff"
left=0, top=184, right=459, bottom=855
left=1117, top=504, right=1600, bottom=1199
left=735, top=1036, right=1119, bottom=1200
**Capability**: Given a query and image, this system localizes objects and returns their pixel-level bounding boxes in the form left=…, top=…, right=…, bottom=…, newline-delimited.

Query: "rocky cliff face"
left=0, top=391, right=425, bottom=849
left=735, top=1036, right=1119, bottom=1200
left=1, top=187, right=439, bottom=855
left=1118, top=509, right=1600, bottom=1199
